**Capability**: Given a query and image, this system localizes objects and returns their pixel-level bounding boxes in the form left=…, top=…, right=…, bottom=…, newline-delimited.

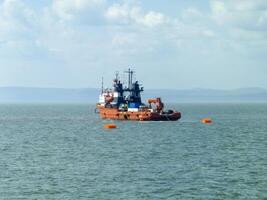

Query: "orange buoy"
left=202, top=118, right=212, bottom=124
left=104, top=124, right=117, bottom=129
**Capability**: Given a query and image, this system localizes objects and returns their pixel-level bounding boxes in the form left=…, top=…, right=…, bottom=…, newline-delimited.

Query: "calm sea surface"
left=0, top=104, right=266, bottom=199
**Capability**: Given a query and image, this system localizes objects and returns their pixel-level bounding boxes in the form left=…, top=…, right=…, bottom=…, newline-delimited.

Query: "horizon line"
left=0, top=86, right=267, bottom=91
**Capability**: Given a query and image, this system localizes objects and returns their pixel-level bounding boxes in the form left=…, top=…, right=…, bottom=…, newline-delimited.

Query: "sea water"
left=0, top=103, right=266, bottom=199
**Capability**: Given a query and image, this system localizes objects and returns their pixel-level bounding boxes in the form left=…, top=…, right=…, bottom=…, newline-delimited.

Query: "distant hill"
left=0, top=87, right=99, bottom=103
left=144, top=87, right=267, bottom=103
left=0, top=87, right=267, bottom=103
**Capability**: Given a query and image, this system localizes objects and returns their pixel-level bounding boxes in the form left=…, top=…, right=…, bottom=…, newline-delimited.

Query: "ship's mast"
left=115, top=71, right=119, bottom=81
left=101, top=76, right=104, bottom=93
left=124, top=68, right=134, bottom=89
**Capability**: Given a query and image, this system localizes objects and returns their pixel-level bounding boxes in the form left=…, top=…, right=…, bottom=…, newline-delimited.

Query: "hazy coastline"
left=1, top=87, right=267, bottom=103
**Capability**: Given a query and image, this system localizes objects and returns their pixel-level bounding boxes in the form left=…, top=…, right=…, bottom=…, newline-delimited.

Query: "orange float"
left=104, top=124, right=117, bottom=129
left=202, top=118, right=212, bottom=124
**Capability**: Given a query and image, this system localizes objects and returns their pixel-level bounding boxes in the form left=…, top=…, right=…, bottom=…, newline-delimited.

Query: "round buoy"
left=202, top=118, right=212, bottom=124
left=104, top=124, right=117, bottom=129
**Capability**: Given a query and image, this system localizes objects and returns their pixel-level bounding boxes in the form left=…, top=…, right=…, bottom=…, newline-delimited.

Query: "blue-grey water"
left=0, top=104, right=266, bottom=199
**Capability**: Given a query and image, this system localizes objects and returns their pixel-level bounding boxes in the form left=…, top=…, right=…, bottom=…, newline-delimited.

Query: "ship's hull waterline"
left=97, top=106, right=181, bottom=121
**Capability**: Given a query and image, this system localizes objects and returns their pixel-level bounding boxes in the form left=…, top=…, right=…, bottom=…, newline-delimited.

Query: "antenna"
left=101, top=76, right=104, bottom=93
left=115, top=71, right=119, bottom=81
left=124, top=68, right=134, bottom=89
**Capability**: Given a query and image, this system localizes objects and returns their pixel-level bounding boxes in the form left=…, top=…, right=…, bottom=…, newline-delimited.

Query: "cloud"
left=1, top=0, right=264, bottom=59
left=209, top=0, right=267, bottom=52
left=182, top=8, right=204, bottom=22
left=210, top=0, right=267, bottom=30
left=0, top=0, right=267, bottom=89
left=0, top=0, right=219, bottom=64
left=0, top=0, right=42, bottom=59
left=105, top=3, right=168, bottom=27
left=257, top=10, right=267, bottom=27
left=104, top=1, right=217, bottom=58
left=141, top=11, right=167, bottom=27
left=0, top=0, right=38, bottom=36
left=52, top=0, right=106, bottom=21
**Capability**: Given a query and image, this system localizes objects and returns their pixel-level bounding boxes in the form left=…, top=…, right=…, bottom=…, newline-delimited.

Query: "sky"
left=0, top=0, right=267, bottom=89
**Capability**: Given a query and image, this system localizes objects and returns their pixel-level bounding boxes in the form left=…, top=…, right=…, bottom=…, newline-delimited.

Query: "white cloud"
left=182, top=8, right=203, bottom=21
left=0, top=0, right=266, bottom=88
left=105, top=4, right=131, bottom=24
left=105, top=3, right=168, bottom=27
left=210, top=1, right=228, bottom=25
left=228, top=0, right=267, bottom=11
left=210, top=0, right=267, bottom=30
left=112, top=33, right=137, bottom=46
left=52, top=0, right=106, bottom=20
left=230, top=28, right=267, bottom=42
left=0, top=0, right=37, bottom=33
left=257, top=10, right=267, bottom=27
left=209, top=0, right=267, bottom=52
left=202, top=29, right=215, bottom=37
left=0, top=0, right=40, bottom=58
left=139, top=11, right=166, bottom=27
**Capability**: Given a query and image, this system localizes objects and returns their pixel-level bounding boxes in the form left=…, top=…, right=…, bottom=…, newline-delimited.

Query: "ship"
left=96, top=69, right=181, bottom=121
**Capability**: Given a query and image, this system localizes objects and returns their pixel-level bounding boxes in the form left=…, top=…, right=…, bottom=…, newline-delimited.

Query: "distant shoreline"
left=0, top=87, right=267, bottom=103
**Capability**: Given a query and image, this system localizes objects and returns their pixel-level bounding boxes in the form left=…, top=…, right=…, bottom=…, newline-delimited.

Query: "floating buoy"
left=104, top=124, right=117, bottom=129
left=202, top=118, right=212, bottom=124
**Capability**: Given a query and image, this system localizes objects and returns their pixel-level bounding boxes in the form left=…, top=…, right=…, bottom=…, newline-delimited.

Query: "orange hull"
left=97, top=106, right=181, bottom=121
